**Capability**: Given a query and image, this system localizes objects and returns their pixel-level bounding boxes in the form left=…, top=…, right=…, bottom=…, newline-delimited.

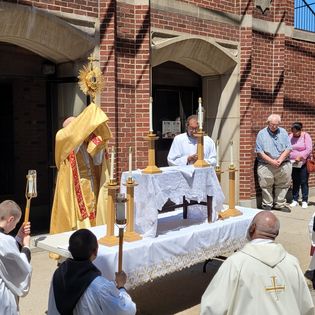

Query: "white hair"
left=267, top=114, right=281, bottom=124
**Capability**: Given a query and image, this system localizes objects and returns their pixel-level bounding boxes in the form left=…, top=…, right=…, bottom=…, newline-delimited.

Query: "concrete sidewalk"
left=19, top=202, right=315, bottom=315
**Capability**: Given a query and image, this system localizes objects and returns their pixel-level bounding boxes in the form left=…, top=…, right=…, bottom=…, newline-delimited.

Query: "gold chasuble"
left=50, top=103, right=112, bottom=234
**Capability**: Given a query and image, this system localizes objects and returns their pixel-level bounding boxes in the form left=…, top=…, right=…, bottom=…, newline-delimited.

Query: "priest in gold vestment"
left=50, top=103, right=112, bottom=234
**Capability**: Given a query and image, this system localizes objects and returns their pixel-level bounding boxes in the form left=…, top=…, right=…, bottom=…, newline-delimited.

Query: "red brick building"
left=0, top=0, right=314, bottom=231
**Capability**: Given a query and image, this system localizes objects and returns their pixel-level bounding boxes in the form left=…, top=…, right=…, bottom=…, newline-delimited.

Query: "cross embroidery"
left=265, top=276, right=285, bottom=300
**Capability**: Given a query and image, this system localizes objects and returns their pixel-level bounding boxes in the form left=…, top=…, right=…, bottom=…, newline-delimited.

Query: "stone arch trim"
left=152, top=35, right=237, bottom=76
left=0, top=2, right=95, bottom=63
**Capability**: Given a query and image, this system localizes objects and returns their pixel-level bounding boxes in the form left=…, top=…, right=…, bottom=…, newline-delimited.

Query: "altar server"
left=50, top=103, right=112, bottom=235
left=167, top=115, right=216, bottom=166
left=48, top=229, right=136, bottom=315
left=200, top=211, right=314, bottom=315
left=0, top=200, right=32, bottom=315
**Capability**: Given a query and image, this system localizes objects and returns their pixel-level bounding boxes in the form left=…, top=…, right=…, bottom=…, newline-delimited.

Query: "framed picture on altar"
left=162, top=121, right=181, bottom=138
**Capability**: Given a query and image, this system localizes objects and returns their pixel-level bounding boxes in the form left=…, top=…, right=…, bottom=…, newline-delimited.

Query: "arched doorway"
left=151, top=35, right=238, bottom=167
left=0, top=2, right=95, bottom=232
left=151, top=34, right=240, bottom=200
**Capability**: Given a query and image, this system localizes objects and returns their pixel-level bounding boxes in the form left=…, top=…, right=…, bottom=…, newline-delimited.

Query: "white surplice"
left=48, top=276, right=136, bottom=315
left=167, top=133, right=216, bottom=166
left=0, top=232, right=32, bottom=315
left=201, top=240, right=314, bottom=315
left=308, top=212, right=315, bottom=270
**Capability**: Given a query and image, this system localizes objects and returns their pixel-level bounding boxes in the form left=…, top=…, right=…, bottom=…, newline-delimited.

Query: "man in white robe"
left=167, top=115, right=216, bottom=166
left=48, top=229, right=136, bottom=315
left=0, top=200, right=32, bottom=315
left=200, top=211, right=314, bottom=315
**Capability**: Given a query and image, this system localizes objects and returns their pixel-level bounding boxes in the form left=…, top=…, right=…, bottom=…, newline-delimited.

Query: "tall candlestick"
left=198, top=97, right=203, bottom=130
left=128, top=147, right=132, bottom=179
left=216, top=140, right=220, bottom=167
left=230, top=140, right=233, bottom=165
left=110, top=146, right=115, bottom=180
left=149, top=97, right=153, bottom=132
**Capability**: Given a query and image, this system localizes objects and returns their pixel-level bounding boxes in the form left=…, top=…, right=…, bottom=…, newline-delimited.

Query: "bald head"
left=247, top=211, right=280, bottom=241
left=62, top=116, right=76, bottom=128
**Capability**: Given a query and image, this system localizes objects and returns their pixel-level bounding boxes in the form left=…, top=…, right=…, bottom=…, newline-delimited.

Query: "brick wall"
left=151, top=9, right=239, bottom=41
left=6, top=0, right=315, bottom=200
left=10, top=0, right=98, bottom=17
left=99, top=1, right=150, bottom=179
left=285, top=38, right=315, bottom=186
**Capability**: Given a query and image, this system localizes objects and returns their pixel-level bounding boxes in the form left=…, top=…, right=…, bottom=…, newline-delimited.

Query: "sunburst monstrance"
left=78, top=54, right=104, bottom=102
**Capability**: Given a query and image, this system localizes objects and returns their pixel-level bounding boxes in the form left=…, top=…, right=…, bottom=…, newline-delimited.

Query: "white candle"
left=28, top=175, right=34, bottom=195
left=198, top=97, right=203, bottom=130
left=149, top=97, right=153, bottom=132
left=110, top=146, right=115, bottom=180
left=128, top=147, right=132, bottom=179
left=230, top=140, right=233, bottom=165
left=216, top=140, right=220, bottom=167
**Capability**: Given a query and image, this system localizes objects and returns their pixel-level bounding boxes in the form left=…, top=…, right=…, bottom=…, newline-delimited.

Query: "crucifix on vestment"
left=265, top=276, right=285, bottom=300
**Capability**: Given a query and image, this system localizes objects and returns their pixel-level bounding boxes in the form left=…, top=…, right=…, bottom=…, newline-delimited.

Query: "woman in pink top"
left=289, top=122, right=313, bottom=208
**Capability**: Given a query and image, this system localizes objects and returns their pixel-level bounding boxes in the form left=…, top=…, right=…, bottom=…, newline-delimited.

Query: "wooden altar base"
left=124, top=231, right=142, bottom=242
left=98, top=235, right=119, bottom=246
left=218, top=208, right=242, bottom=220
left=159, top=195, right=213, bottom=223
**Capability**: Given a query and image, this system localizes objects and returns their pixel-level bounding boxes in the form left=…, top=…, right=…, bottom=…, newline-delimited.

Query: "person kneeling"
left=48, top=229, right=136, bottom=315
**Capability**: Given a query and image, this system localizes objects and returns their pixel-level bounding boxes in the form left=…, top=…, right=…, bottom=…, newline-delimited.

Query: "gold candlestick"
left=98, top=180, right=120, bottom=246
left=218, top=165, right=242, bottom=219
left=123, top=178, right=142, bottom=242
left=142, top=132, right=162, bottom=174
left=215, top=165, right=223, bottom=183
left=194, top=130, right=209, bottom=168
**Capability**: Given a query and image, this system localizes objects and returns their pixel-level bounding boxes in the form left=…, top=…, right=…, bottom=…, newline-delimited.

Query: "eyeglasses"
left=188, top=127, right=198, bottom=132
left=268, top=123, right=279, bottom=128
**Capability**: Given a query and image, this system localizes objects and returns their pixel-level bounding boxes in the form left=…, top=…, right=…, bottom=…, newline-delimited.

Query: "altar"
left=120, top=165, right=225, bottom=237
left=36, top=207, right=260, bottom=288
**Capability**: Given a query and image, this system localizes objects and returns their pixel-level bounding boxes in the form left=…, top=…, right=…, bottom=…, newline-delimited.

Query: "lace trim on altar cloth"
left=126, top=237, right=246, bottom=288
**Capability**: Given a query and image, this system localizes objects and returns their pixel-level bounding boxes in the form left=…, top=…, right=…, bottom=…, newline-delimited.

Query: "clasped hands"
left=187, top=154, right=198, bottom=164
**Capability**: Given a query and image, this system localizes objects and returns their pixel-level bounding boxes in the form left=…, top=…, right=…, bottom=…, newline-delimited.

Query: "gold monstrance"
left=78, top=54, right=103, bottom=103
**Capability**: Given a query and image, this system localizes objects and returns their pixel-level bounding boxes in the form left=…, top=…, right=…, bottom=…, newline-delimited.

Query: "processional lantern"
left=116, top=193, right=127, bottom=272
left=24, top=170, right=37, bottom=223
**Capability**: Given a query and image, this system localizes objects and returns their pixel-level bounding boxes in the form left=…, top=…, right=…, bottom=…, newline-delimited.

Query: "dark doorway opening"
left=152, top=61, right=201, bottom=166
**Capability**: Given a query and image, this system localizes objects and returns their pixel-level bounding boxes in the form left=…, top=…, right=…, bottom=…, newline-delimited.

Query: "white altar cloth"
left=120, top=165, right=225, bottom=237
left=36, top=207, right=260, bottom=288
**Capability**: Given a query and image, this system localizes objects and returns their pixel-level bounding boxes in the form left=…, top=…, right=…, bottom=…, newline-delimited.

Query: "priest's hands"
left=187, top=154, right=198, bottom=164
left=115, top=271, right=127, bottom=289
left=16, top=222, right=31, bottom=247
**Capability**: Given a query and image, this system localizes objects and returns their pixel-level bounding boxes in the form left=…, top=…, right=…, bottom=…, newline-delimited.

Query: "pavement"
left=19, top=200, right=315, bottom=315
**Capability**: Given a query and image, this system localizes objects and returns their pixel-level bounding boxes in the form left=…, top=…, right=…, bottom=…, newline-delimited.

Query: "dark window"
left=0, top=83, right=14, bottom=195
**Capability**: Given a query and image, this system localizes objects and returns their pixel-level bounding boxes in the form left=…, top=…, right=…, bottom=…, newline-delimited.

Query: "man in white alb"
left=200, top=211, right=314, bottom=315
left=167, top=115, right=216, bottom=166
left=48, top=229, right=136, bottom=315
